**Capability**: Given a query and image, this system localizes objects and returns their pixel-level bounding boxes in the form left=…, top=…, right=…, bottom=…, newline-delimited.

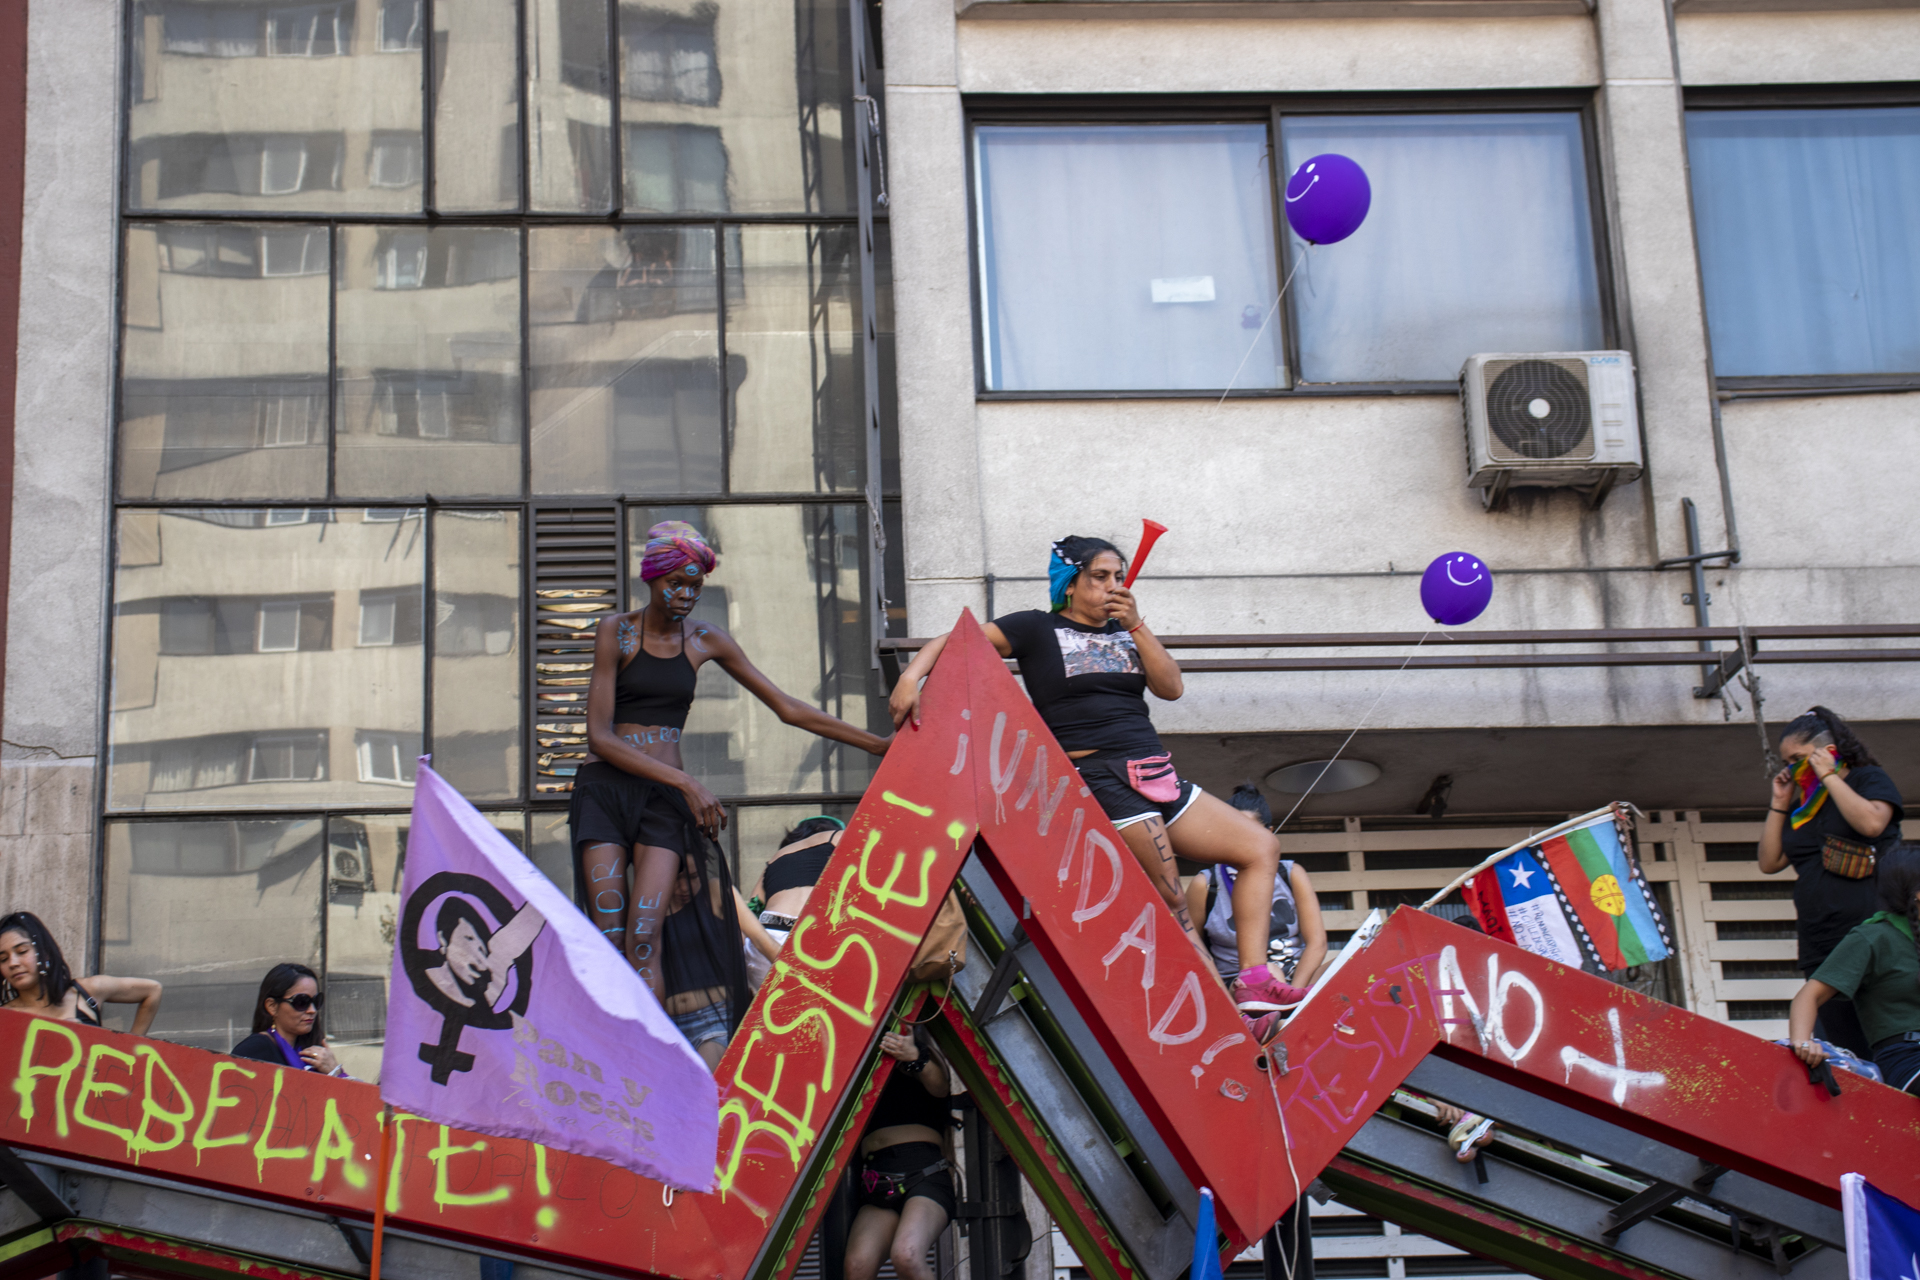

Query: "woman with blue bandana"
left=888, top=535, right=1302, bottom=1040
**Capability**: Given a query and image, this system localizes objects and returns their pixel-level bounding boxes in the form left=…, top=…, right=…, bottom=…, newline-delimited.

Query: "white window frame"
left=368, top=135, right=422, bottom=189
left=259, top=138, right=310, bottom=196
left=256, top=600, right=303, bottom=652
left=358, top=594, right=398, bottom=647
left=356, top=732, right=414, bottom=785
left=249, top=733, right=323, bottom=782
left=260, top=228, right=327, bottom=277
left=377, top=0, right=424, bottom=51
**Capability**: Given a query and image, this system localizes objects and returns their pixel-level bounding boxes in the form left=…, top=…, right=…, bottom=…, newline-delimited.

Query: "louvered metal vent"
left=532, top=506, right=623, bottom=796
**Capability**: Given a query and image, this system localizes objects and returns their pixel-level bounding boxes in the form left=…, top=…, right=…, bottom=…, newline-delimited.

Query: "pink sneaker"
left=1242, top=1010, right=1281, bottom=1045
left=1233, top=965, right=1311, bottom=1012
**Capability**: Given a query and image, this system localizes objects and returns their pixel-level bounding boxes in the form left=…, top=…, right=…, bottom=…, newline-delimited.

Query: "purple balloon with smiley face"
left=1421, top=552, right=1493, bottom=626
left=1284, top=154, right=1371, bottom=245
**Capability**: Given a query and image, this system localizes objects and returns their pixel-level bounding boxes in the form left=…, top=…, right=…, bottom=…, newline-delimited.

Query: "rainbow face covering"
left=1788, top=756, right=1847, bottom=828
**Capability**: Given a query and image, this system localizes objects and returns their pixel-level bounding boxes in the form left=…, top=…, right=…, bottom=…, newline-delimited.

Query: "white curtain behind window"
left=1281, top=113, right=1604, bottom=383
left=1687, top=107, right=1920, bottom=377
left=975, top=125, right=1282, bottom=392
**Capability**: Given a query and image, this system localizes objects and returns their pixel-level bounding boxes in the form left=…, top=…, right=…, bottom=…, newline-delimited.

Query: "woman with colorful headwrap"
left=573, top=521, right=892, bottom=1065
left=1758, top=706, right=1902, bottom=1058
left=887, top=535, right=1301, bottom=1042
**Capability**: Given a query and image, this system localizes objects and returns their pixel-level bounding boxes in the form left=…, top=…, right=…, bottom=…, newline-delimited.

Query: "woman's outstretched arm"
left=707, top=627, right=892, bottom=754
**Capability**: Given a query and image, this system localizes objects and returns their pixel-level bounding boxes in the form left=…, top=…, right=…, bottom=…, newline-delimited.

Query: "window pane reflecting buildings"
left=109, top=0, right=892, bottom=1077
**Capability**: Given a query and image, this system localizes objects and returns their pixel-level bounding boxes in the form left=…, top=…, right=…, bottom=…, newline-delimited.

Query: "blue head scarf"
left=1047, top=543, right=1080, bottom=612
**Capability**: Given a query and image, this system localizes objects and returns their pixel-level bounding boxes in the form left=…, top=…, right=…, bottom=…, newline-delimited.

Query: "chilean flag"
left=1843, top=1173, right=1920, bottom=1279
left=1462, top=810, right=1672, bottom=972
left=1463, top=847, right=1586, bottom=968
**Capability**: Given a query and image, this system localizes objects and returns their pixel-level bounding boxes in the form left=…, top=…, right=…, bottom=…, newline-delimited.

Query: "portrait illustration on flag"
left=382, top=761, right=719, bottom=1191
left=1452, top=804, right=1673, bottom=973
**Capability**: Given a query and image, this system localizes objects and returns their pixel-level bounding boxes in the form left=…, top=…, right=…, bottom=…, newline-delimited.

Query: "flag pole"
left=369, top=1104, right=395, bottom=1280
left=1418, top=803, right=1621, bottom=910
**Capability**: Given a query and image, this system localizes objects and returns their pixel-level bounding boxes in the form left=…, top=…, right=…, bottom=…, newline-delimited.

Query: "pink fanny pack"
left=1125, top=753, right=1181, bottom=804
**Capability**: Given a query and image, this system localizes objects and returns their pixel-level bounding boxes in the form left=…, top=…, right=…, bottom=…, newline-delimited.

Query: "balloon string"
left=1216, top=243, right=1310, bottom=410
left=1273, top=631, right=1430, bottom=834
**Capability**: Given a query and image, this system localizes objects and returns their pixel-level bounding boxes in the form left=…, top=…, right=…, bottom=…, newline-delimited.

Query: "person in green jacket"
left=1788, top=844, right=1920, bottom=1094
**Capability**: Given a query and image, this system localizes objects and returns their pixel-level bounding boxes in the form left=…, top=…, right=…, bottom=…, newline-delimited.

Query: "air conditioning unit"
left=1460, top=351, right=1643, bottom=509
left=329, top=838, right=373, bottom=891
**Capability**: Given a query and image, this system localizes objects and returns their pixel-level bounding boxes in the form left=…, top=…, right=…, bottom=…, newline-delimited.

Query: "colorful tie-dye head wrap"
left=640, top=520, right=717, bottom=581
left=1047, top=542, right=1081, bottom=612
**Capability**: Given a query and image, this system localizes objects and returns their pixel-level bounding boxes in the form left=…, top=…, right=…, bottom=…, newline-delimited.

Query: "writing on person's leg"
left=1120, top=819, right=1195, bottom=931
left=582, top=842, right=631, bottom=952
left=627, top=843, right=680, bottom=1000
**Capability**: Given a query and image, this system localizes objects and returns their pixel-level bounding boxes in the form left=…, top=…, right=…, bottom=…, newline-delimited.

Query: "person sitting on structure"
left=1184, top=781, right=1329, bottom=1039
left=230, top=963, right=349, bottom=1076
left=1787, top=844, right=1920, bottom=1095
left=0, top=910, right=162, bottom=1034
left=1759, top=706, right=1903, bottom=1058
left=845, top=1024, right=958, bottom=1280
left=890, top=535, right=1300, bottom=1033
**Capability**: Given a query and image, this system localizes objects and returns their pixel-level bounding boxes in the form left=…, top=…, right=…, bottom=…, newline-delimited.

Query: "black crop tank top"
left=867, top=1067, right=951, bottom=1133
left=614, top=624, right=698, bottom=729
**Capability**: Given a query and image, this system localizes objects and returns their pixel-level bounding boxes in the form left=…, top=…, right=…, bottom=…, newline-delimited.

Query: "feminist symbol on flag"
left=399, top=871, right=548, bottom=1083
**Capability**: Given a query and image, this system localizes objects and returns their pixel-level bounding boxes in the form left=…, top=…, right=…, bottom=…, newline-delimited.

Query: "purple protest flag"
left=380, top=762, right=718, bottom=1191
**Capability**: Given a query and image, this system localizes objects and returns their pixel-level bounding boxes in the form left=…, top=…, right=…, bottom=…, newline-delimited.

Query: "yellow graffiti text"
left=311, top=1098, right=367, bottom=1188
left=12, top=1018, right=82, bottom=1139
left=428, top=1126, right=510, bottom=1208
left=780, top=924, right=880, bottom=1025
left=882, top=791, right=933, bottom=817
left=252, top=1069, right=311, bottom=1179
left=858, top=832, right=937, bottom=911
left=130, top=1045, right=194, bottom=1160
left=759, top=983, right=840, bottom=1092
left=193, top=1061, right=257, bottom=1162
left=74, top=1043, right=139, bottom=1147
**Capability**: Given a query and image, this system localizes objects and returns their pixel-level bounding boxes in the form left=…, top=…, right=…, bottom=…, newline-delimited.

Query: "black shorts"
left=568, top=762, right=689, bottom=854
left=1074, top=750, right=1202, bottom=831
left=857, top=1141, right=956, bottom=1218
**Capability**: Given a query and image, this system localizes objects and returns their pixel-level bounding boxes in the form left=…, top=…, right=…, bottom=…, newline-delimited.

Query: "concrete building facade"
left=0, top=0, right=1917, bottom=1083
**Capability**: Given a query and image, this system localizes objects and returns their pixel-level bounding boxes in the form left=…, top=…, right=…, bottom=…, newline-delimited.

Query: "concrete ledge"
left=958, top=0, right=1592, bottom=17
left=1675, top=0, right=1920, bottom=13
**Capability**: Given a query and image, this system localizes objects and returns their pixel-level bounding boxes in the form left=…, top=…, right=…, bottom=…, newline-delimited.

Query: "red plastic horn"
left=1124, top=520, right=1168, bottom=589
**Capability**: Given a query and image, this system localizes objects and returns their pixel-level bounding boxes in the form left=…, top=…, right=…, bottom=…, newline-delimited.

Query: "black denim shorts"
left=1074, top=751, right=1202, bottom=830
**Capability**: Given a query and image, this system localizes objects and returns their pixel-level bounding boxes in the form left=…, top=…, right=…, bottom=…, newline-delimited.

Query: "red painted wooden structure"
left=2, top=614, right=1915, bottom=1280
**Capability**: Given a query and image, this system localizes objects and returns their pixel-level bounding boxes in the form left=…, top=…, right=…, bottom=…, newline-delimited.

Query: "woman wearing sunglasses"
left=230, top=963, right=347, bottom=1076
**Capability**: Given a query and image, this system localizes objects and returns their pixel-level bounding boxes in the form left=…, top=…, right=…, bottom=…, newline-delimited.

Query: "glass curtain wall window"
left=971, top=108, right=1607, bottom=391
left=110, top=0, right=894, bottom=1073
left=1686, top=104, right=1920, bottom=379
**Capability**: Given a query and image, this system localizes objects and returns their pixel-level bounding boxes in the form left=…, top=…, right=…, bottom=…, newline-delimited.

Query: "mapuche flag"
left=381, top=762, right=718, bottom=1190
left=1462, top=808, right=1672, bottom=972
